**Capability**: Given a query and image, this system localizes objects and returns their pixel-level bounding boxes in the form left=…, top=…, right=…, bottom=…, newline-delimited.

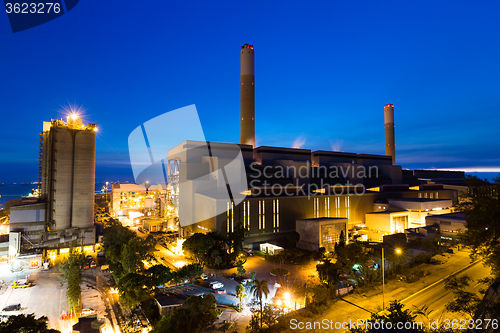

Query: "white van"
left=209, top=281, right=224, bottom=289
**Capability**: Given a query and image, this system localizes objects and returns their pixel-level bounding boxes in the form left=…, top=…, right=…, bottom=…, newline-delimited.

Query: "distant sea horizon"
left=0, top=182, right=115, bottom=206
left=1, top=171, right=498, bottom=206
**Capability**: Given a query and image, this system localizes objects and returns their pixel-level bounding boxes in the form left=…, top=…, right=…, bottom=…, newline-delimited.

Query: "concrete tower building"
left=40, top=115, right=97, bottom=231
left=384, top=104, right=396, bottom=165
left=9, top=115, right=97, bottom=252
left=240, top=44, right=255, bottom=147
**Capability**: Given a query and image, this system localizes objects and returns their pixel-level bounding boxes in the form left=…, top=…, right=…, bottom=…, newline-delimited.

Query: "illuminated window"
left=336, top=197, right=340, bottom=217
left=313, top=198, right=320, bottom=218
left=227, top=202, right=230, bottom=234
left=273, top=199, right=280, bottom=232
left=325, top=197, right=330, bottom=217
left=244, top=201, right=250, bottom=230
left=277, top=199, right=279, bottom=231
left=243, top=202, right=247, bottom=229
left=272, top=199, right=279, bottom=232
left=227, top=201, right=234, bottom=233
left=259, top=200, right=265, bottom=230
left=262, top=201, right=265, bottom=230
left=231, top=202, right=234, bottom=232
left=345, top=196, right=350, bottom=220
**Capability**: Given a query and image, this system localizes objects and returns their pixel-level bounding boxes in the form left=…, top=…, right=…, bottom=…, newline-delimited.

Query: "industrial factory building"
left=111, top=183, right=167, bottom=217
left=163, top=44, right=461, bottom=249
left=169, top=140, right=457, bottom=246
left=8, top=115, right=97, bottom=256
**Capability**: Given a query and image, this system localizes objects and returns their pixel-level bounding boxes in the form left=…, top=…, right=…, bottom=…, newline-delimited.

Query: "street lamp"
left=105, top=181, right=109, bottom=203
left=382, top=247, right=385, bottom=310
left=382, top=247, right=402, bottom=310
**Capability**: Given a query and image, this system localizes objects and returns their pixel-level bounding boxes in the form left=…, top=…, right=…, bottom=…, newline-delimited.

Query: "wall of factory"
left=71, top=130, right=96, bottom=228
left=296, top=218, right=348, bottom=252
left=41, top=123, right=96, bottom=231
left=365, top=212, right=394, bottom=234
left=51, top=128, right=74, bottom=230
left=10, top=203, right=45, bottom=224
left=211, top=192, right=378, bottom=239
left=254, top=147, right=311, bottom=166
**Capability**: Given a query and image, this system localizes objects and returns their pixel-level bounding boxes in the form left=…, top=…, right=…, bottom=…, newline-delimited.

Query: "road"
left=403, top=260, right=490, bottom=323
left=293, top=260, right=492, bottom=332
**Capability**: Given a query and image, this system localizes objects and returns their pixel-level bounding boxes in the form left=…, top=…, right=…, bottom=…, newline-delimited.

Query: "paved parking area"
left=163, top=275, right=278, bottom=308
left=0, top=265, right=69, bottom=332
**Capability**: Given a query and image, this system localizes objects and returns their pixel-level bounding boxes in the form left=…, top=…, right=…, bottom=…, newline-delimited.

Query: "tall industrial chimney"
left=240, top=44, right=255, bottom=147
left=384, top=104, right=395, bottom=165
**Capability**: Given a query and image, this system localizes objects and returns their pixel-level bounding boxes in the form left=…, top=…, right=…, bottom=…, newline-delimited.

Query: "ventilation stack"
left=384, top=104, right=395, bottom=165
left=240, top=44, right=255, bottom=147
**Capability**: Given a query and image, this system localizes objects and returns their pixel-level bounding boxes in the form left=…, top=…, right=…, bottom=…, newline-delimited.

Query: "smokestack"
left=240, top=44, right=255, bottom=147
left=384, top=104, right=395, bottom=165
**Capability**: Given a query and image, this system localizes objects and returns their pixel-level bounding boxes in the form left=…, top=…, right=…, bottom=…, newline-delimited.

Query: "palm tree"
left=250, top=279, right=270, bottom=329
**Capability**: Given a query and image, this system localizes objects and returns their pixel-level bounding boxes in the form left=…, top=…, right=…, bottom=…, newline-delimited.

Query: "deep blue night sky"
left=1, top=0, right=500, bottom=183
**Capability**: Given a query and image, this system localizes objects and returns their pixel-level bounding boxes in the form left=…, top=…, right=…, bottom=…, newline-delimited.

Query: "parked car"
left=2, top=304, right=21, bottom=312
left=244, top=249, right=254, bottom=256
left=209, top=281, right=224, bottom=289
left=11, top=279, right=31, bottom=288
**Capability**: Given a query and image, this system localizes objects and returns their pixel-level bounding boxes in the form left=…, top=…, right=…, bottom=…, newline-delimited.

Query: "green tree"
left=444, top=275, right=482, bottom=319
left=316, top=259, right=341, bottom=289
left=176, top=263, right=203, bottom=283
left=349, top=300, right=421, bottom=333
left=59, top=251, right=84, bottom=314
left=334, top=230, right=346, bottom=252
left=286, top=231, right=300, bottom=247
left=219, top=320, right=232, bottom=333
left=456, top=176, right=500, bottom=277
left=0, top=314, right=60, bottom=333
left=102, top=219, right=137, bottom=278
left=250, top=279, right=270, bottom=329
left=152, top=293, right=218, bottom=333
left=211, top=249, right=223, bottom=267
left=121, top=236, right=153, bottom=274
left=237, top=262, right=246, bottom=278
left=102, top=220, right=160, bottom=307
left=236, top=283, right=247, bottom=306
left=145, top=264, right=173, bottom=287
left=182, top=233, right=215, bottom=265
left=228, top=222, right=246, bottom=254
left=246, top=304, right=282, bottom=333
left=116, top=272, right=153, bottom=309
